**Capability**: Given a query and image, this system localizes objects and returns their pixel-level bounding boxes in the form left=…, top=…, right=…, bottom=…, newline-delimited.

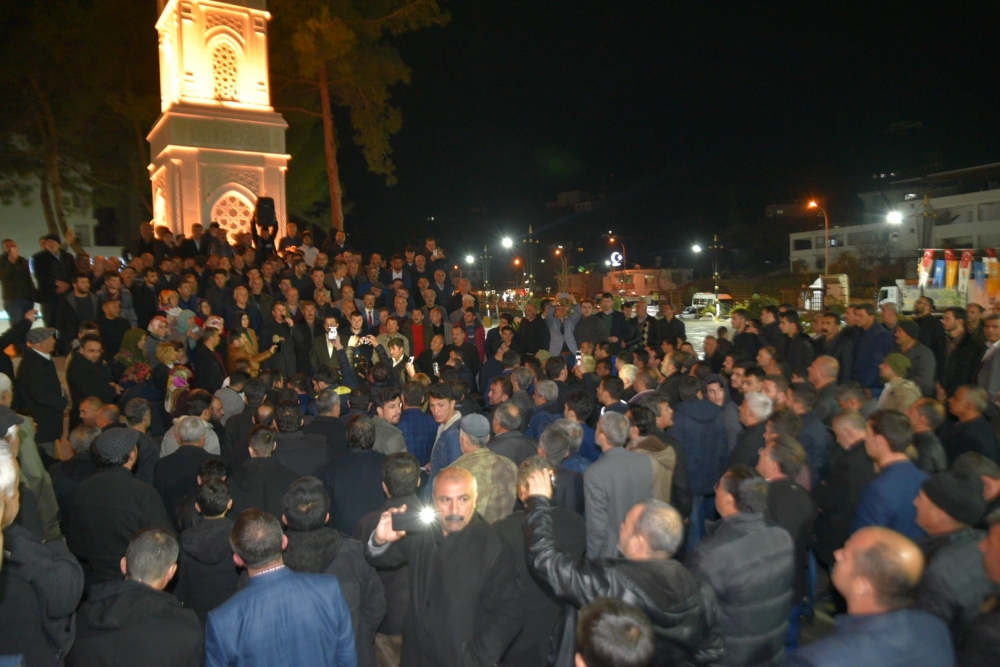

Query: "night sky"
left=333, top=1, right=1000, bottom=270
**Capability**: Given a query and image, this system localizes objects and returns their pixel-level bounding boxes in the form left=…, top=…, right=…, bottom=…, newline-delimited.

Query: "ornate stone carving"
left=187, top=121, right=272, bottom=151
left=202, top=168, right=261, bottom=200
left=211, top=191, right=254, bottom=243
left=211, top=43, right=239, bottom=101
left=206, top=12, right=245, bottom=38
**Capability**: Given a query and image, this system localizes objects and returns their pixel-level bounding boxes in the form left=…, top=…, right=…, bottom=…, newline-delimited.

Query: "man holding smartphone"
left=365, top=466, right=523, bottom=666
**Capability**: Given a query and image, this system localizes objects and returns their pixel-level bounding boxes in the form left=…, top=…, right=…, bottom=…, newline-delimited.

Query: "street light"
left=807, top=200, right=830, bottom=270
left=465, top=254, right=475, bottom=264
left=502, top=237, right=513, bottom=249
left=693, top=236, right=723, bottom=318
left=691, top=244, right=702, bottom=253
left=887, top=211, right=903, bottom=225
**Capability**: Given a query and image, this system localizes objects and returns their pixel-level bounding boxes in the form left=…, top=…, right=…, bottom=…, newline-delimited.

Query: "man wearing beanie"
left=449, top=413, right=517, bottom=523
left=897, top=319, right=936, bottom=397
left=957, top=507, right=1000, bottom=666
left=913, top=469, right=996, bottom=643
left=877, top=352, right=921, bottom=411
left=65, top=428, right=173, bottom=587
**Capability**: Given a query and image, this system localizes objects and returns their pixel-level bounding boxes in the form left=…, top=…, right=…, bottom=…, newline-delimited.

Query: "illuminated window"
left=212, top=191, right=253, bottom=243
left=212, top=44, right=239, bottom=101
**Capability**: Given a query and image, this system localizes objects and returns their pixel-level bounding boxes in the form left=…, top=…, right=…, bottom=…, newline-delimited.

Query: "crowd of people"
left=0, top=219, right=999, bottom=667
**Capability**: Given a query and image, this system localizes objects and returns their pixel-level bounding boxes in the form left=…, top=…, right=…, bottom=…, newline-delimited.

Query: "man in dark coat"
left=958, top=509, right=1000, bottom=667
left=0, top=238, right=36, bottom=324
left=271, top=400, right=330, bottom=477
left=757, top=437, right=816, bottom=647
left=913, top=470, right=996, bottom=644
left=489, top=402, right=537, bottom=465
left=65, top=428, right=174, bottom=586
left=915, top=296, right=948, bottom=381
left=68, top=528, right=203, bottom=667
left=258, top=301, right=304, bottom=377
left=193, top=329, right=228, bottom=395
left=940, top=307, right=985, bottom=399
left=282, top=477, right=387, bottom=667
left=133, top=267, right=161, bottom=330
left=15, top=328, right=68, bottom=450
left=365, top=466, right=523, bottom=667
left=0, top=447, right=85, bottom=667
left=153, top=416, right=215, bottom=516
left=814, top=410, right=876, bottom=570
left=173, top=480, right=240, bottom=624
left=786, top=527, right=953, bottom=667
left=520, top=463, right=724, bottom=667
left=317, top=414, right=388, bottom=534
left=517, top=301, right=548, bottom=356
left=493, top=459, right=587, bottom=666
left=944, top=385, right=1000, bottom=464
left=54, top=272, right=101, bottom=356
left=227, top=425, right=299, bottom=518
left=66, top=334, right=118, bottom=430
left=32, top=233, right=76, bottom=327
left=353, top=452, right=422, bottom=667
left=851, top=303, right=894, bottom=395
left=688, top=465, right=795, bottom=667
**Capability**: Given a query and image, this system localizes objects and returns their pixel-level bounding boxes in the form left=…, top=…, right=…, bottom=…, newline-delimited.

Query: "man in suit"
left=54, top=272, right=101, bottom=355
left=179, top=223, right=211, bottom=258
left=258, top=301, right=303, bottom=378
left=15, top=328, right=68, bottom=457
left=583, top=412, right=654, bottom=558
left=596, top=292, right=629, bottom=349
left=206, top=509, right=357, bottom=666
left=977, top=313, right=1000, bottom=398
left=316, top=414, right=388, bottom=534
left=302, top=388, right=350, bottom=457
left=32, top=232, right=76, bottom=328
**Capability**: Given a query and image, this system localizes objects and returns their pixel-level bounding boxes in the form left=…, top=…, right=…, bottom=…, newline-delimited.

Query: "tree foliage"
left=0, top=0, right=159, bottom=239
left=270, top=0, right=450, bottom=230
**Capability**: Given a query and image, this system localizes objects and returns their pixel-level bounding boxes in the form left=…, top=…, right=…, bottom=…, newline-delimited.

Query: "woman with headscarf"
left=113, top=328, right=150, bottom=376
left=159, top=289, right=181, bottom=321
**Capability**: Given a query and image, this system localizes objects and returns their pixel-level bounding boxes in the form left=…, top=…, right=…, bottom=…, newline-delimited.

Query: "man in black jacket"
left=15, top=328, right=68, bottom=453
left=915, top=296, right=947, bottom=381
left=259, top=301, right=304, bottom=377
left=0, top=444, right=85, bottom=667
left=494, top=457, right=587, bottom=666
left=939, top=306, right=984, bottom=400
left=32, top=232, right=76, bottom=328
left=944, top=385, right=1000, bottom=464
left=0, top=238, right=35, bottom=324
left=54, top=272, right=100, bottom=355
left=914, top=470, right=995, bottom=644
left=193, top=327, right=227, bottom=395
left=153, top=416, right=215, bottom=516
left=282, top=477, right=387, bottom=667
left=757, top=436, right=816, bottom=648
left=66, top=334, right=118, bottom=429
left=65, top=428, right=174, bottom=586
left=133, top=267, right=161, bottom=329
left=68, top=528, right=203, bottom=666
left=272, top=400, right=330, bottom=477
left=227, top=425, right=299, bottom=518
left=522, top=465, right=724, bottom=667
left=353, top=452, right=422, bottom=667
left=688, top=465, right=794, bottom=667
left=366, top=466, right=522, bottom=667
left=317, top=414, right=388, bottom=534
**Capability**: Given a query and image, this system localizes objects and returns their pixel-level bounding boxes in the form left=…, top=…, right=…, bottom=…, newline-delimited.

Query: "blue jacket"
left=852, top=324, right=894, bottom=390
left=852, top=460, right=927, bottom=541
left=206, top=567, right=357, bottom=667
left=545, top=304, right=582, bottom=356
left=786, top=609, right=953, bottom=667
left=578, top=423, right=600, bottom=462
left=397, top=407, right=438, bottom=467
left=526, top=402, right=561, bottom=439
left=798, top=411, right=833, bottom=486
left=429, top=418, right=462, bottom=474
left=668, top=399, right=729, bottom=496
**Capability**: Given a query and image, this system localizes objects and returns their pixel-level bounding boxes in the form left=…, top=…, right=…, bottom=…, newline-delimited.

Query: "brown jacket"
left=629, top=435, right=676, bottom=504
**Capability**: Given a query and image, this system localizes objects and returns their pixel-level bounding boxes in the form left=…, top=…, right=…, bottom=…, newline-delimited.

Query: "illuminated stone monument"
left=149, top=0, right=288, bottom=242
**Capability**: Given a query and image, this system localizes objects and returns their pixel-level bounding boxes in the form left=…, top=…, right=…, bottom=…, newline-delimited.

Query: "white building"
left=150, top=0, right=289, bottom=243
left=789, top=163, right=1000, bottom=273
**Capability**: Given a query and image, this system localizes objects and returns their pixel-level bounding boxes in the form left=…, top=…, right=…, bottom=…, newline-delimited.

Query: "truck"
left=878, top=249, right=994, bottom=313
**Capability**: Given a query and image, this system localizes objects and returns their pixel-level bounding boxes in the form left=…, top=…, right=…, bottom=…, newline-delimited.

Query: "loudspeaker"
left=255, top=197, right=276, bottom=228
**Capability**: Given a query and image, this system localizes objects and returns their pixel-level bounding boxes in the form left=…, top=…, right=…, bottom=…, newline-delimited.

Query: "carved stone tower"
left=149, top=0, right=288, bottom=242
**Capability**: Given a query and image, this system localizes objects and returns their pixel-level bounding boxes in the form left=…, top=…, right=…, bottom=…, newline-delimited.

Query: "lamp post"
left=807, top=201, right=830, bottom=271
left=692, top=235, right=723, bottom=318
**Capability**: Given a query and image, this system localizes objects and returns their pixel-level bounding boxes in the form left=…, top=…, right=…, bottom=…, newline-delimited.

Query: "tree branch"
left=277, top=106, right=325, bottom=118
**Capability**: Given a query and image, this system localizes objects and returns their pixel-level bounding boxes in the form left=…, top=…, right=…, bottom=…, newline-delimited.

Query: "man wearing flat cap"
left=913, top=469, right=998, bottom=643
left=896, top=319, right=937, bottom=397
left=65, top=427, right=173, bottom=587
left=878, top=352, right=922, bottom=412
left=448, top=414, right=518, bottom=523
left=14, top=327, right=67, bottom=459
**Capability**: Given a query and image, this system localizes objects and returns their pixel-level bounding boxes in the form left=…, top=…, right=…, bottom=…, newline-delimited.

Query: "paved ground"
left=679, top=315, right=731, bottom=357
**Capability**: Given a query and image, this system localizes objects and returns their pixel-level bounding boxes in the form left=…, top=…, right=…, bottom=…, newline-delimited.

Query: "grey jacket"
left=582, top=446, right=653, bottom=558
left=372, top=416, right=406, bottom=456
left=904, top=341, right=937, bottom=397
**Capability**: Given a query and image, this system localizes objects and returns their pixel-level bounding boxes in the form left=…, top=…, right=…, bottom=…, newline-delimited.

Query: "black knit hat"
left=922, top=470, right=985, bottom=526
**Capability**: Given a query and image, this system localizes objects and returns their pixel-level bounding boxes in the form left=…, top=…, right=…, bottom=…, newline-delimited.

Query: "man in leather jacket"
left=522, top=469, right=724, bottom=667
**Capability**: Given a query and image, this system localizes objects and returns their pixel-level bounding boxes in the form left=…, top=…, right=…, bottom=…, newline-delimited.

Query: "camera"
left=391, top=506, right=437, bottom=532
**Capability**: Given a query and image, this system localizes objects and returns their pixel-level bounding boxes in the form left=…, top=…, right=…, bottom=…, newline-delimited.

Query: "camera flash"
left=419, top=507, right=437, bottom=524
